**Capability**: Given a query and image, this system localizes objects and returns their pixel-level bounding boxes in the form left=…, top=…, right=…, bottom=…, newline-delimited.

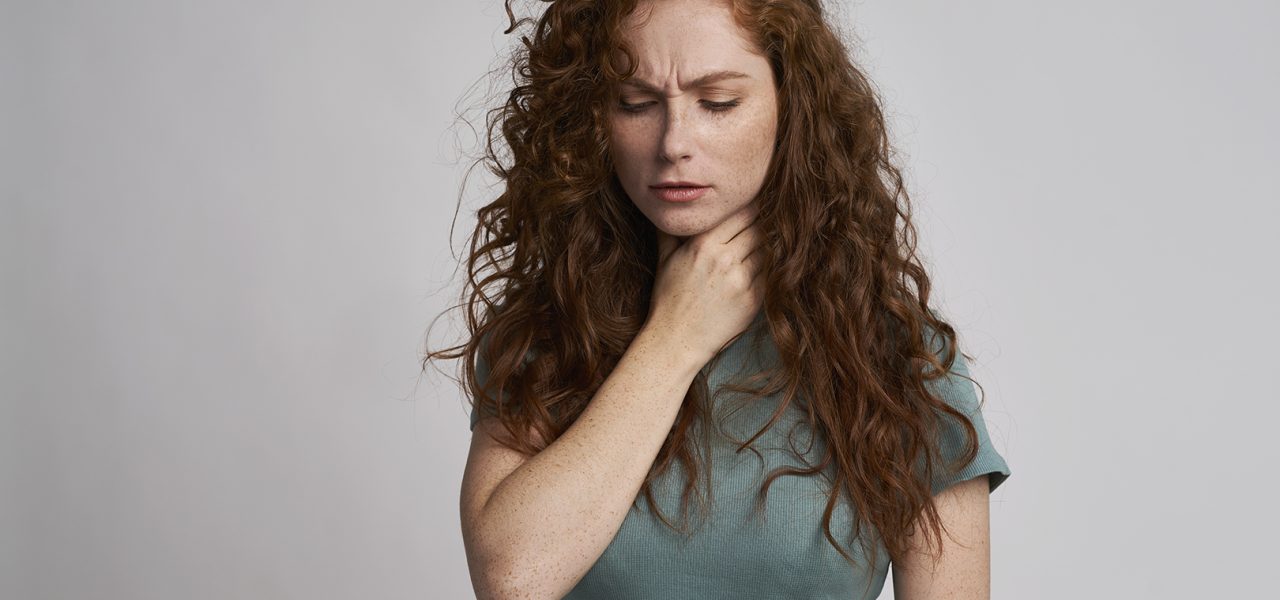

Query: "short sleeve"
left=923, top=344, right=1012, bottom=496
left=468, top=346, right=495, bottom=431
left=467, top=332, right=537, bottom=432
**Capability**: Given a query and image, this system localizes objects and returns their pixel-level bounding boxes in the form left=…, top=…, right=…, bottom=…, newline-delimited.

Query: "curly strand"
left=424, top=0, right=988, bottom=589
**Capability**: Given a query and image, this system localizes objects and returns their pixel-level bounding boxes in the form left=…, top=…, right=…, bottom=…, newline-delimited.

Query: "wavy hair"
left=424, top=0, right=989, bottom=581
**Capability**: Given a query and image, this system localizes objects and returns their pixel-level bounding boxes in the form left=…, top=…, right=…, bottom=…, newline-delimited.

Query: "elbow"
left=462, top=508, right=562, bottom=598
left=472, top=573, right=546, bottom=600
left=469, top=564, right=520, bottom=600
left=471, top=554, right=562, bottom=600
left=463, top=534, right=541, bottom=600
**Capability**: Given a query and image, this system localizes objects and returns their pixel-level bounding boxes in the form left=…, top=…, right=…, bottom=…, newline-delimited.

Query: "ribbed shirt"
left=467, top=310, right=1011, bottom=599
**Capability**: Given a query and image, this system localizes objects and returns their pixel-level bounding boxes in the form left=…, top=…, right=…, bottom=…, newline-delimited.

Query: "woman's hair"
left=425, top=0, right=989, bottom=582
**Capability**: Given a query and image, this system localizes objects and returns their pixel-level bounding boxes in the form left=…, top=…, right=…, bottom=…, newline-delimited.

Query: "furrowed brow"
left=620, top=70, right=752, bottom=93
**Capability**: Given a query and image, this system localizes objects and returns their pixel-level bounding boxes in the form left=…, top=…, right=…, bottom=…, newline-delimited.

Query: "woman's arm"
left=459, top=326, right=705, bottom=599
left=890, top=475, right=995, bottom=600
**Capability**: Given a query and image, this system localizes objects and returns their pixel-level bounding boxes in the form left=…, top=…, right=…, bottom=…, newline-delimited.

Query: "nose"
left=658, top=108, right=693, bottom=164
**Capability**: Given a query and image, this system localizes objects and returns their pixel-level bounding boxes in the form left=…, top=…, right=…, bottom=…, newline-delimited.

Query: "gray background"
left=3, top=0, right=1276, bottom=598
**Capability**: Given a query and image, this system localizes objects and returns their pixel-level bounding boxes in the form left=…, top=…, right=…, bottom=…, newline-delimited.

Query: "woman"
left=434, top=0, right=1012, bottom=597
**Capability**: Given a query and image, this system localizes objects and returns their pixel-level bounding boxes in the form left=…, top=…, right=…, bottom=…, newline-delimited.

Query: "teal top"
left=468, top=310, right=1011, bottom=599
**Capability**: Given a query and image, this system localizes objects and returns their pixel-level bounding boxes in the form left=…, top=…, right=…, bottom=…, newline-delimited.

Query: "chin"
left=650, top=212, right=713, bottom=238
left=652, top=201, right=749, bottom=235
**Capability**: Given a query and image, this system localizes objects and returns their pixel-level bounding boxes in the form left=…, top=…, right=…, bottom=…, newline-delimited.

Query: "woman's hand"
left=645, top=204, right=766, bottom=366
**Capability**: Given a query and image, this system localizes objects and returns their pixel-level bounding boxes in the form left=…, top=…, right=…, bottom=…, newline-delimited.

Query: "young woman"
left=434, top=0, right=1012, bottom=597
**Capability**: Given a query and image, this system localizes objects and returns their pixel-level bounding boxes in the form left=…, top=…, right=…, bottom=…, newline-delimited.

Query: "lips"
left=652, top=180, right=707, bottom=188
left=650, top=185, right=709, bottom=203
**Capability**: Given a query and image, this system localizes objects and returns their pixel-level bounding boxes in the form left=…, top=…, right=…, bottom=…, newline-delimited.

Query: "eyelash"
left=617, top=99, right=741, bottom=115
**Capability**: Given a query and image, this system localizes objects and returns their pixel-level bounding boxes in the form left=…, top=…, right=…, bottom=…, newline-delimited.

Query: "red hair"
left=424, top=0, right=992, bottom=586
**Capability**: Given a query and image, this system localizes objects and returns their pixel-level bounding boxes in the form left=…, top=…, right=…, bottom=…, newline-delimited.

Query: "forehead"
left=617, top=0, right=766, bottom=87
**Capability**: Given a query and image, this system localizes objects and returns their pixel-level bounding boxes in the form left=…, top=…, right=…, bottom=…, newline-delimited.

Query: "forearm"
left=472, top=327, right=705, bottom=598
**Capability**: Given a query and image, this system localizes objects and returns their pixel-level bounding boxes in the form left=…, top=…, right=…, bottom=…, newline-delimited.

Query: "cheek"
left=751, top=106, right=779, bottom=157
left=608, top=131, right=643, bottom=177
left=726, top=112, right=777, bottom=175
left=745, top=125, right=774, bottom=165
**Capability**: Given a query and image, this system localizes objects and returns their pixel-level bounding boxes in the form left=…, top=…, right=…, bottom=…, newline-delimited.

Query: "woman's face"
left=608, top=0, right=779, bottom=241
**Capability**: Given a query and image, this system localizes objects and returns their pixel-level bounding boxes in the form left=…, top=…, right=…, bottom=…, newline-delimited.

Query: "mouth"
left=649, top=185, right=710, bottom=203
left=651, top=181, right=709, bottom=188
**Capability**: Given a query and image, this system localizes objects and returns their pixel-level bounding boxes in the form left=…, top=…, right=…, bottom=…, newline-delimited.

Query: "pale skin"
left=614, top=2, right=998, bottom=592
left=461, top=0, right=996, bottom=596
left=892, top=475, right=995, bottom=599
left=608, top=0, right=778, bottom=243
left=459, top=208, right=764, bottom=598
left=459, top=7, right=769, bottom=593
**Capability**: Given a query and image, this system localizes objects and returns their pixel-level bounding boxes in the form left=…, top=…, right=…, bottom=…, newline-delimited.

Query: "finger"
left=731, top=227, right=765, bottom=264
left=744, top=242, right=766, bottom=274
left=697, top=203, right=760, bottom=246
left=732, top=203, right=766, bottom=245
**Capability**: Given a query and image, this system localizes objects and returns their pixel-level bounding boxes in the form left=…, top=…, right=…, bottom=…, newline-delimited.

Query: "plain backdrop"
left=3, top=0, right=1277, bottom=598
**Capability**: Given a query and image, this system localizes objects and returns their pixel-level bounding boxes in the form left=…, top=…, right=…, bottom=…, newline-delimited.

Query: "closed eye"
left=617, top=99, right=741, bottom=114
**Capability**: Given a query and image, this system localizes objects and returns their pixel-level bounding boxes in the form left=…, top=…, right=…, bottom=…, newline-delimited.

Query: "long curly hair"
left=425, top=0, right=989, bottom=579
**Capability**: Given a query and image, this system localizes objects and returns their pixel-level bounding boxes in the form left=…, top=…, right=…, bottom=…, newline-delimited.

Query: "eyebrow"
left=619, top=70, right=752, bottom=93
